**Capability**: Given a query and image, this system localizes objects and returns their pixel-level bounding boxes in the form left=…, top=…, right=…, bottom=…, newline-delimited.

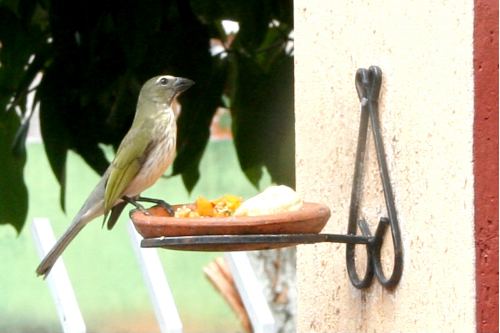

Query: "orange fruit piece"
left=196, top=196, right=215, bottom=217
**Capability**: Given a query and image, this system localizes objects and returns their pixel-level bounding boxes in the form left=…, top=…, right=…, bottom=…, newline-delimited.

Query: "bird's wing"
left=103, top=127, right=152, bottom=213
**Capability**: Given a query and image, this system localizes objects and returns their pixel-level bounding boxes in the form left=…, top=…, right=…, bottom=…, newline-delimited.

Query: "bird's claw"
left=155, top=201, right=174, bottom=216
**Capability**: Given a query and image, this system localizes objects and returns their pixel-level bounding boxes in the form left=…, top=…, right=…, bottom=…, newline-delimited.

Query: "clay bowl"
left=130, top=202, right=331, bottom=240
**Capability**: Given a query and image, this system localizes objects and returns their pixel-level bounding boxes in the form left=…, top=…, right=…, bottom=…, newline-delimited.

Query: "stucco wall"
left=294, top=1, right=476, bottom=332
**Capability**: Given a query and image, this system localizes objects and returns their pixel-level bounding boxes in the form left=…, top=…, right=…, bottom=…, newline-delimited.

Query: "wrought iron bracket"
left=140, top=66, right=403, bottom=290
left=345, top=66, right=403, bottom=289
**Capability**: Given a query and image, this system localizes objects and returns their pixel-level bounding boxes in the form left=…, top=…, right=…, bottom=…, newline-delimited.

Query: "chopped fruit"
left=175, top=194, right=243, bottom=218
left=196, top=196, right=215, bottom=217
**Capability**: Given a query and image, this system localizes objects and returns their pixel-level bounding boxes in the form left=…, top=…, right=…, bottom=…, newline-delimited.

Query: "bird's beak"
left=174, top=77, right=195, bottom=93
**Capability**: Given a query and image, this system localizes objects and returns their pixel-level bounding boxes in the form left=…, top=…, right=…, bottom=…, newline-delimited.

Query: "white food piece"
left=234, top=185, right=303, bottom=216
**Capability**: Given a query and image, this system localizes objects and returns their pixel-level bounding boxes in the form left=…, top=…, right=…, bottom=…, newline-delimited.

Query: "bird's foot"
left=122, top=196, right=151, bottom=215
left=136, top=196, right=175, bottom=216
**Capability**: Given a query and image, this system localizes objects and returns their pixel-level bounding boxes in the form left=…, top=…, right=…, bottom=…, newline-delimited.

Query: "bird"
left=36, top=75, right=194, bottom=277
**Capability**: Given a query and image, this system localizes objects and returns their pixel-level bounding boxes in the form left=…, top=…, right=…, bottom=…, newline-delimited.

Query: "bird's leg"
left=122, top=195, right=150, bottom=215
left=136, top=196, right=175, bottom=216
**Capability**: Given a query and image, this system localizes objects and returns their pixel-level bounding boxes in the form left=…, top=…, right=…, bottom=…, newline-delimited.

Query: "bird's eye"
left=159, top=77, right=169, bottom=86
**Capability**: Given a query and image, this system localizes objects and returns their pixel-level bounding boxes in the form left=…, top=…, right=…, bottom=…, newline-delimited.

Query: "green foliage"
left=0, top=0, right=294, bottom=231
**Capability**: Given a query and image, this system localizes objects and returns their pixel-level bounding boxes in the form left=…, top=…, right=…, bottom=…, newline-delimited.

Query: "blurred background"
left=0, top=1, right=294, bottom=331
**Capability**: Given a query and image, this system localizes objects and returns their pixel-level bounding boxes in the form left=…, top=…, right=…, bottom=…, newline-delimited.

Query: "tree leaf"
left=232, top=0, right=271, bottom=51
left=11, top=46, right=49, bottom=156
left=37, top=66, right=70, bottom=212
left=168, top=3, right=228, bottom=191
left=0, top=4, right=45, bottom=231
left=270, top=0, right=293, bottom=27
left=229, top=53, right=267, bottom=186
left=173, top=56, right=228, bottom=191
left=0, top=8, right=34, bottom=105
left=0, top=109, right=28, bottom=233
left=230, top=50, right=294, bottom=188
left=260, top=54, right=295, bottom=188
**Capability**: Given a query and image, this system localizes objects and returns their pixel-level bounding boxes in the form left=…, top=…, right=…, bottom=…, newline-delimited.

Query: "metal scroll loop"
left=346, top=66, right=403, bottom=289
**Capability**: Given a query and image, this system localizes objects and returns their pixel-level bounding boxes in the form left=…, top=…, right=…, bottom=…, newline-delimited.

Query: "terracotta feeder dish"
left=130, top=202, right=331, bottom=251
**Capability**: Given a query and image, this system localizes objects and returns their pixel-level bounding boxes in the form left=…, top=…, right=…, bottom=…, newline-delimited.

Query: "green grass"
left=0, top=140, right=270, bottom=333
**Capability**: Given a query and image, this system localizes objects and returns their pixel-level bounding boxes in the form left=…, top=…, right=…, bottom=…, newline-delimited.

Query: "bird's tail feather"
left=35, top=215, right=88, bottom=278
left=36, top=171, right=107, bottom=278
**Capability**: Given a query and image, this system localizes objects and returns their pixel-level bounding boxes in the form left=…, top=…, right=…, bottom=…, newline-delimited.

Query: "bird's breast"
left=124, top=113, right=176, bottom=197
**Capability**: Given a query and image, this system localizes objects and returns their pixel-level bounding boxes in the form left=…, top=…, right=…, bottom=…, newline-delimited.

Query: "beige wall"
left=294, top=1, right=476, bottom=332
